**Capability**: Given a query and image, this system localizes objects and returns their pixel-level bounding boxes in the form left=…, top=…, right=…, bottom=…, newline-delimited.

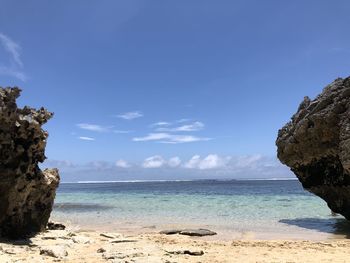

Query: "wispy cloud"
left=113, top=130, right=133, bottom=134
left=151, top=121, right=171, bottom=127
left=117, top=111, right=143, bottom=120
left=156, top=121, right=204, bottom=132
left=77, top=123, right=112, bottom=132
left=78, top=136, right=95, bottom=141
left=133, top=133, right=211, bottom=144
left=0, top=33, right=23, bottom=67
left=0, top=33, right=26, bottom=81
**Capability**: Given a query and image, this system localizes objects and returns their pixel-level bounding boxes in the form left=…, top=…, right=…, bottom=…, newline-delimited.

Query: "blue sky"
left=1, top=0, right=350, bottom=181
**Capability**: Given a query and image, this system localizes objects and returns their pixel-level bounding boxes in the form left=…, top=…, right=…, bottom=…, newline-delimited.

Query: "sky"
left=1, top=0, right=350, bottom=181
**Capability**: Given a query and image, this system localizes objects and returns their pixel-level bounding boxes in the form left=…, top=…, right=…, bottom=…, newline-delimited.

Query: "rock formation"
left=276, top=77, right=350, bottom=219
left=0, top=87, right=59, bottom=238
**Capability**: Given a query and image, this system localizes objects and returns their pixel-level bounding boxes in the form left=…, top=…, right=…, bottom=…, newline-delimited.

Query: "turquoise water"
left=52, top=180, right=350, bottom=239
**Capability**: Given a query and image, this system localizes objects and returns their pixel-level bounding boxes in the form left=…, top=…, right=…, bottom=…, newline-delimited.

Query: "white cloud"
left=77, top=123, right=112, bottom=132
left=156, top=121, right=204, bottom=132
left=78, top=136, right=95, bottom=141
left=46, top=155, right=293, bottom=182
left=168, top=157, right=181, bottom=167
left=133, top=133, right=211, bottom=144
left=0, top=33, right=26, bottom=81
left=117, top=111, right=143, bottom=120
left=142, top=155, right=165, bottom=168
left=116, top=159, right=131, bottom=168
left=142, top=155, right=181, bottom=168
left=184, top=155, right=201, bottom=168
left=199, top=154, right=228, bottom=169
left=184, top=154, right=230, bottom=170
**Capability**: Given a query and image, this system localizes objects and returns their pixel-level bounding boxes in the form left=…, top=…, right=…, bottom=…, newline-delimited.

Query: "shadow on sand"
left=0, top=237, right=34, bottom=246
left=279, top=217, right=350, bottom=238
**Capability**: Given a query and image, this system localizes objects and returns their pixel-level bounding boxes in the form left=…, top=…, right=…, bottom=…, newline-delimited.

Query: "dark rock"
left=159, top=229, right=182, bottom=235
left=160, top=228, right=217, bottom=236
left=0, top=87, right=59, bottom=238
left=100, top=233, right=117, bottom=239
left=179, top=229, right=217, bottom=236
left=110, top=239, right=137, bottom=243
left=165, top=250, right=204, bottom=256
left=47, top=222, right=66, bottom=230
left=276, top=77, right=350, bottom=219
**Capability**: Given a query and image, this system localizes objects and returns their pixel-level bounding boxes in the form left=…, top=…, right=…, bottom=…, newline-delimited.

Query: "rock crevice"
left=0, top=87, right=59, bottom=238
left=276, top=77, right=350, bottom=219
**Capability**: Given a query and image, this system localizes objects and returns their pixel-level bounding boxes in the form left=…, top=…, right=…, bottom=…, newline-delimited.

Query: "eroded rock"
left=276, top=77, right=350, bottom=219
left=0, top=87, right=59, bottom=238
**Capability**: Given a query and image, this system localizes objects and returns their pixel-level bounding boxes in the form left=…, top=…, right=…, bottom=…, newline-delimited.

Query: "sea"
left=51, top=179, right=350, bottom=240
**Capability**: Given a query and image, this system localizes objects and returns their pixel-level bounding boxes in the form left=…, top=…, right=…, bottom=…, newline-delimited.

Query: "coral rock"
left=0, top=87, right=59, bottom=238
left=276, top=77, right=350, bottom=219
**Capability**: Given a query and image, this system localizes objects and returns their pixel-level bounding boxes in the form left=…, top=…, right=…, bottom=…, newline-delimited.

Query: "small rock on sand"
left=47, top=222, right=66, bottom=230
left=110, top=239, right=138, bottom=244
left=97, top=248, right=106, bottom=253
left=40, top=245, right=68, bottom=258
left=72, top=236, right=92, bottom=244
left=100, top=233, right=120, bottom=239
left=159, top=229, right=182, bottom=235
left=180, top=229, right=217, bottom=236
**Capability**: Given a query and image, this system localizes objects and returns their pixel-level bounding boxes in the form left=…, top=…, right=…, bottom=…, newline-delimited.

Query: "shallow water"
left=52, top=180, right=350, bottom=240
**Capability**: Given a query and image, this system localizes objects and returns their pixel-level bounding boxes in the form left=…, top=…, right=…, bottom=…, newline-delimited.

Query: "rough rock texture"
left=0, top=87, right=59, bottom=238
left=276, top=77, right=350, bottom=219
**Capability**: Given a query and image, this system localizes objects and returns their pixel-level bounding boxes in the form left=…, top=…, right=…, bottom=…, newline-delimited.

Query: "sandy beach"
left=1, top=225, right=350, bottom=263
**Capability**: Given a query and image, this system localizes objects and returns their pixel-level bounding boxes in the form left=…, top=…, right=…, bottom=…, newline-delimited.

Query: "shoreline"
left=51, top=217, right=350, bottom=242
